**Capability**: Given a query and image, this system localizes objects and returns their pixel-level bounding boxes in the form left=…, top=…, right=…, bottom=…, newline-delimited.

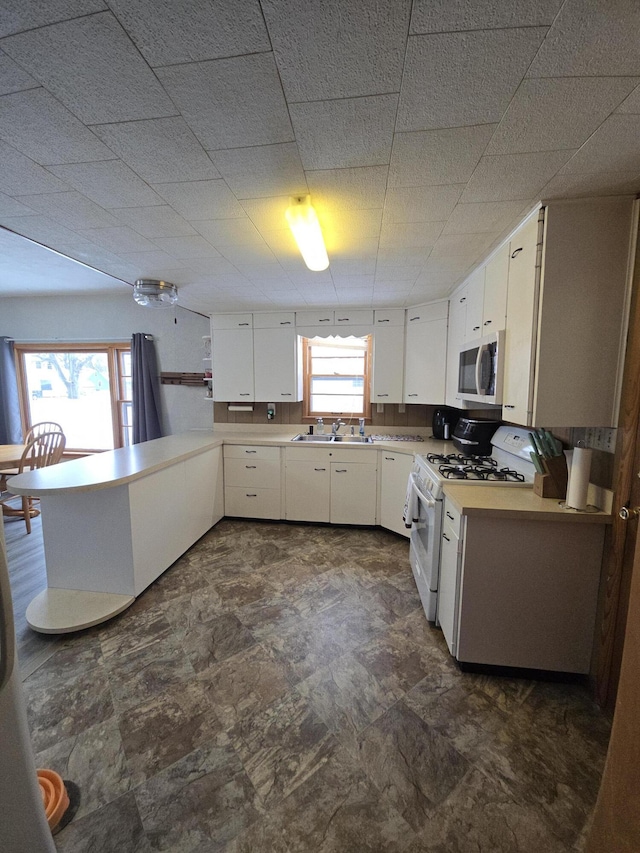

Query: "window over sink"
left=302, top=335, right=371, bottom=420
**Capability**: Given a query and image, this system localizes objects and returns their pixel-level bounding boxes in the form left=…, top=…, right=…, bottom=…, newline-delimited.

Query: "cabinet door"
left=379, top=452, right=412, bottom=537
left=285, top=460, right=330, bottom=522
left=372, top=324, right=404, bottom=404
left=502, top=215, right=540, bottom=425
left=212, top=328, right=254, bottom=401
left=439, top=516, right=462, bottom=657
left=253, top=328, right=301, bottom=402
left=464, top=267, right=484, bottom=341
left=445, top=290, right=467, bottom=407
left=404, top=318, right=447, bottom=404
left=330, top=462, right=377, bottom=525
left=482, top=242, right=509, bottom=332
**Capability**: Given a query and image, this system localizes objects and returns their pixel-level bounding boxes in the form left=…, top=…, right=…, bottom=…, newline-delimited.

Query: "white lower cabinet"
left=285, top=447, right=377, bottom=525
left=379, top=452, right=412, bottom=537
left=330, top=461, right=377, bottom=525
left=438, top=500, right=463, bottom=656
left=223, top=445, right=281, bottom=519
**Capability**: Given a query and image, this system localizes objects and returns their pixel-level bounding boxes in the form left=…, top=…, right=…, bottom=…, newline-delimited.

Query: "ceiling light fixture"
left=285, top=195, right=329, bottom=271
left=133, top=278, right=178, bottom=308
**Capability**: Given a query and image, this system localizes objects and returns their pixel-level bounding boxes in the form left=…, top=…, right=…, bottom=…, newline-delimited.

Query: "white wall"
left=0, top=293, right=213, bottom=436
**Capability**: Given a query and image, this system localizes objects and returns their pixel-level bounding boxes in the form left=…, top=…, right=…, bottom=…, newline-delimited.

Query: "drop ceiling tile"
left=328, top=238, right=379, bottom=261
left=461, top=150, right=575, bottom=203
left=153, top=235, right=223, bottom=260
left=110, top=206, right=196, bottom=239
left=241, top=196, right=291, bottom=232
left=373, top=278, right=418, bottom=290
left=0, top=50, right=38, bottom=94
left=334, top=290, right=374, bottom=305
left=185, top=257, right=239, bottom=276
left=290, top=95, right=397, bottom=170
left=487, top=77, right=638, bottom=156
left=383, top=185, right=464, bottom=224
left=107, top=0, right=269, bottom=66
left=0, top=1, right=107, bottom=38
left=410, top=0, right=562, bottom=33
left=235, top=265, right=290, bottom=282
left=0, top=141, right=69, bottom=195
left=319, top=208, right=383, bottom=239
left=156, top=54, right=293, bottom=150
left=443, top=200, right=533, bottom=234
left=329, top=259, right=377, bottom=277
left=379, top=221, right=444, bottom=249
left=79, top=225, right=156, bottom=254
left=191, top=218, right=263, bottom=248
left=1, top=12, right=176, bottom=123
left=261, top=0, right=411, bottom=101
left=0, top=88, right=113, bottom=165
left=116, top=249, right=187, bottom=270
left=389, top=125, right=496, bottom=187
left=49, top=160, right=163, bottom=208
left=332, top=275, right=375, bottom=289
left=561, top=115, right=640, bottom=174
left=306, top=165, right=388, bottom=211
left=0, top=192, right=36, bottom=216
left=397, top=29, right=547, bottom=132
left=152, top=180, right=245, bottom=220
left=209, top=143, right=307, bottom=199
left=217, top=244, right=278, bottom=266
left=527, top=0, right=640, bottom=77
left=540, top=171, right=640, bottom=199
left=14, top=191, right=119, bottom=229
left=0, top=214, right=91, bottom=248
left=617, top=84, right=640, bottom=114
left=92, top=117, right=220, bottom=183
left=377, top=246, right=433, bottom=265
left=429, top=232, right=498, bottom=264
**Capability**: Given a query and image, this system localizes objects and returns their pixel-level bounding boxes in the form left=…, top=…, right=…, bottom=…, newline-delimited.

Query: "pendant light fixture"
left=133, top=279, right=178, bottom=308
left=285, top=195, right=329, bottom=271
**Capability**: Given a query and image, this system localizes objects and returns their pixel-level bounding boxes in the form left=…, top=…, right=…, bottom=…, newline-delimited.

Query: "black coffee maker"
left=432, top=406, right=460, bottom=441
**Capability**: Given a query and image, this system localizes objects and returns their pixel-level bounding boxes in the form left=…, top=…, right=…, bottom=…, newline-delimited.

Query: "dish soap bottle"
left=316, top=418, right=324, bottom=434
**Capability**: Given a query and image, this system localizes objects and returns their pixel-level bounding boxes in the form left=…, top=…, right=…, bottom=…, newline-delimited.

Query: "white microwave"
left=457, top=330, right=505, bottom=405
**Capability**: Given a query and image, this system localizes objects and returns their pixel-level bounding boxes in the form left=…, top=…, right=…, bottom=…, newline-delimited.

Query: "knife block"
left=533, top=455, right=568, bottom=499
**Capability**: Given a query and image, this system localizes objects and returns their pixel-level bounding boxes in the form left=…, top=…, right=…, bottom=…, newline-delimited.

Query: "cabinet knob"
left=446, top=511, right=454, bottom=520
left=459, top=297, right=466, bottom=303
left=376, top=394, right=389, bottom=397
left=384, top=457, right=395, bottom=461
left=239, top=393, right=250, bottom=396
left=619, top=505, right=640, bottom=520
left=245, top=465, right=257, bottom=469
left=337, top=318, right=349, bottom=322
left=409, top=316, right=420, bottom=322
left=377, top=318, right=389, bottom=323
left=246, top=493, right=257, bottom=497
left=511, top=247, right=523, bottom=259
left=442, top=533, right=450, bottom=542
left=484, top=320, right=492, bottom=325
left=245, top=450, right=257, bottom=454
left=281, top=392, right=291, bottom=396
left=504, top=404, right=515, bottom=409
left=319, top=318, right=331, bottom=322
left=314, top=467, right=326, bottom=472
left=334, top=469, right=347, bottom=473
left=473, top=325, right=480, bottom=331
left=280, top=321, right=291, bottom=325
left=408, top=393, right=418, bottom=397
left=238, top=322, right=250, bottom=326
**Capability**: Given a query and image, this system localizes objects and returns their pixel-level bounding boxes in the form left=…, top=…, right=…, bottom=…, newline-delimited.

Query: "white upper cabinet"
left=404, top=302, right=448, bottom=404
left=295, top=310, right=334, bottom=327
left=445, top=288, right=468, bottom=407
left=212, top=326, right=254, bottom=401
left=211, top=313, right=253, bottom=330
left=253, top=327, right=302, bottom=402
left=502, top=198, right=636, bottom=427
left=334, top=310, right=374, bottom=326
left=482, top=242, right=509, bottom=333
left=372, top=309, right=405, bottom=403
left=253, top=312, right=295, bottom=329
left=463, top=267, right=485, bottom=341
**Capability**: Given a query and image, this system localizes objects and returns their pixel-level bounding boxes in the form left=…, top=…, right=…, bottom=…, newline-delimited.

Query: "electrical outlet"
left=602, top=428, right=617, bottom=453
left=583, top=427, right=595, bottom=448
left=593, top=428, right=604, bottom=450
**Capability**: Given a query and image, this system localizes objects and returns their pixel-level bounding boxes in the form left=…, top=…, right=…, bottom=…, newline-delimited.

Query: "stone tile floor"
left=23, top=519, right=610, bottom=852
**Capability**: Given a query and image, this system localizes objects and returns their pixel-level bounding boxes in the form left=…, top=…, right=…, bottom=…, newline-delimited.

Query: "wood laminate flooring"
left=5, top=517, right=610, bottom=852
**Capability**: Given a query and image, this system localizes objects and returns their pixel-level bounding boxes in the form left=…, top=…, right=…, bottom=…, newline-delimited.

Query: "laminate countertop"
left=443, top=484, right=613, bottom=524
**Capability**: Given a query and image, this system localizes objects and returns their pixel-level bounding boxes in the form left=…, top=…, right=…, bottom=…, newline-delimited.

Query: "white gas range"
left=407, top=425, right=536, bottom=625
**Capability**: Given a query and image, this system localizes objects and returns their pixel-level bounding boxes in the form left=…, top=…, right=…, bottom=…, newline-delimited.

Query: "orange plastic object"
left=37, top=769, right=69, bottom=832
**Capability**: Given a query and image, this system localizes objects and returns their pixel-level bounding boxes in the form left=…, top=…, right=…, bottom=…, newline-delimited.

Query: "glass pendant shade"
left=133, top=279, right=178, bottom=308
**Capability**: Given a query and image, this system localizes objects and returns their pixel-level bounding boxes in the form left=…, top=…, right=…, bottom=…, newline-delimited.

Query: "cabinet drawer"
left=223, top=445, right=280, bottom=461
left=285, top=446, right=332, bottom=463
left=406, top=301, right=448, bottom=324
left=224, top=457, right=280, bottom=489
left=329, top=447, right=377, bottom=464
left=443, top=500, right=462, bottom=536
left=334, top=310, right=373, bottom=326
left=224, top=486, right=281, bottom=519
left=295, top=310, right=334, bottom=326
left=253, top=312, right=295, bottom=329
left=211, top=313, right=253, bottom=330
left=374, top=309, right=404, bottom=327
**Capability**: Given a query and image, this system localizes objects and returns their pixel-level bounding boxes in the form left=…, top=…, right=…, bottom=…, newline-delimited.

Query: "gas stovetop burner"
left=438, top=463, right=526, bottom=482
left=426, top=452, right=496, bottom=467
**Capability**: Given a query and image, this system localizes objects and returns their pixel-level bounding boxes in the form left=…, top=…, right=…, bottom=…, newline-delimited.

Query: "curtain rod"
left=7, top=337, right=145, bottom=343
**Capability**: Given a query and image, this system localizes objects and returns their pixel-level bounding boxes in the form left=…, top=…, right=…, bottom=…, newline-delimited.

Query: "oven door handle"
left=412, top=477, right=435, bottom=509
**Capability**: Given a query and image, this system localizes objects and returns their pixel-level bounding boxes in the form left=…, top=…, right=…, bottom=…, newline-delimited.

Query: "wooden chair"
left=0, top=422, right=65, bottom=490
left=0, top=431, right=66, bottom=534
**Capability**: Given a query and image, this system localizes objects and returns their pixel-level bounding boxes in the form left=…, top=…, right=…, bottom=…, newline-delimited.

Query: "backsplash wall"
left=214, top=402, right=433, bottom=428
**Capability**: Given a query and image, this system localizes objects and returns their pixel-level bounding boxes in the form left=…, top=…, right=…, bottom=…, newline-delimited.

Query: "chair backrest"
left=24, top=421, right=64, bottom=444
left=19, top=431, right=66, bottom=474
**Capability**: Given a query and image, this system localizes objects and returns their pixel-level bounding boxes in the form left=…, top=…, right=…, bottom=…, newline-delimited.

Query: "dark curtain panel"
left=0, top=337, right=22, bottom=444
left=132, top=333, right=163, bottom=444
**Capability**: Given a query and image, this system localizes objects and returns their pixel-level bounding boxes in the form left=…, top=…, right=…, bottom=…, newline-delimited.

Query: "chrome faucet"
left=332, top=419, right=346, bottom=435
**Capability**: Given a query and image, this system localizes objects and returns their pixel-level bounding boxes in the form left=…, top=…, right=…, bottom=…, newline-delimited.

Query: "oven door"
left=408, top=478, right=443, bottom=623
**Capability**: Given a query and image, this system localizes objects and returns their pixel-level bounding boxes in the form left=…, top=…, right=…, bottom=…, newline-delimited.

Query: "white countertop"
left=443, top=484, right=612, bottom=524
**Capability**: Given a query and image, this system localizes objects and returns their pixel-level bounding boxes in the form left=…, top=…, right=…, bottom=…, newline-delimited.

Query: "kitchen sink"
left=291, top=433, right=373, bottom=443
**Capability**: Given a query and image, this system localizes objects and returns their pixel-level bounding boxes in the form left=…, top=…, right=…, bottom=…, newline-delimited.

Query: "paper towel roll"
left=566, top=447, right=592, bottom=511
